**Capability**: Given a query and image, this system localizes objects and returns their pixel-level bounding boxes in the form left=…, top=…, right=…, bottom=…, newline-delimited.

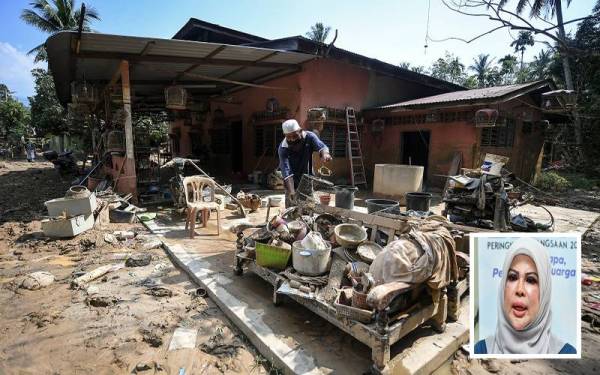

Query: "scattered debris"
left=86, top=295, right=118, bottom=307
left=145, top=286, right=173, bottom=297
left=126, top=253, right=152, bottom=267
left=114, top=231, right=135, bottom=240
left=79, top=238, right=96, bottom=251
left=21, top=271, right=55, bottom=290
left=142, top=239, right=162, bottom=250
left=168, top=327, right=198, bottom=351
left=104, top=233, right=117, bottom=244
left=140, top=328, right=163, bottom=347
left=71, top=264, right=124, bottom=289
left=200, top=326, right=243, bottom=357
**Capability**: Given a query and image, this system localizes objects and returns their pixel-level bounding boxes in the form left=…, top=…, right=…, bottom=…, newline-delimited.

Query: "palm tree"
left=21, top=0, right=100, bottom=62
left=500, top=0, right=581, bottom=154
left=447, top=56, right=465, bottom=84
left=532, top=49, right=552, bottom=79
left=469, top=54, right=494, bottom=88
left=305, top=22, right=331, bottom=43
left=510, top=31, right=535, bottom=70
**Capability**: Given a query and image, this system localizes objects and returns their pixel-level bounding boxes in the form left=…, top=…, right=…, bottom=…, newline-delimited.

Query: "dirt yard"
left=0, top=161, right=269, bottom=374
left=1, top=160, right=600, bottom=374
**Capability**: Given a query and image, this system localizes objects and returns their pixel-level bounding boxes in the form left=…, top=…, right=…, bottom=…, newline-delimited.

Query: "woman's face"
left=503, top=254, right=540, bottom=331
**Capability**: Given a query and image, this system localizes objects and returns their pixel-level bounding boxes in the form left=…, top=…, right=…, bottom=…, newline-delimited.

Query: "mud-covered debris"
left=126, top=253, right=152, bottom=267
left=140, top=328, right=163, bottom=347
left=21, top=271, right=55, bottom=290
left=86, top=295, right=118, bottom=307
left=145, top=286, right=173, bottom=297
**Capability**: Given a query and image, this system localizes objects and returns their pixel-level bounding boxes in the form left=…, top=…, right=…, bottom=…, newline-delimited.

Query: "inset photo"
left=470, top=233, right=581, bottom=359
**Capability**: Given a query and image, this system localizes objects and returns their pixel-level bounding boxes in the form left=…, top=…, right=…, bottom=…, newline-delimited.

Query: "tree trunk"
left=556, top=1, right=584, bottom=160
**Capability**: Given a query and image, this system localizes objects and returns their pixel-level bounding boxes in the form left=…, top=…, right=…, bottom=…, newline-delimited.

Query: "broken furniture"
left=183, top=176, right=221, bottom=238
left=233, top=204, right=469, bottom=371
left=42, top=186, right=96, bottom=238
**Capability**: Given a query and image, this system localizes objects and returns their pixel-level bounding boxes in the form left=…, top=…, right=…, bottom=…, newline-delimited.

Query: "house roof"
left=245, top=36, right=465, bottom=92
left=371, top=80, right=553, bottom=110
left=173, top=18, right=464, bottom=93
left=45, top=31, right=314, bottom=108
left=173, top=18, right=268, bottom=44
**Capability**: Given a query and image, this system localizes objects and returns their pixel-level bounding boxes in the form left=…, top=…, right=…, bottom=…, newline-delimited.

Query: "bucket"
left=365, top=199, right=399, bottom=214
left=405, top=192, right=432, bottom=212
left=334, top=185, right=358, bottom=210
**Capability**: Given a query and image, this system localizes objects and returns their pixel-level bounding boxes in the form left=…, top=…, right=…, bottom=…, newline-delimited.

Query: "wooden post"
left=119, top=60, right=137, bottom=198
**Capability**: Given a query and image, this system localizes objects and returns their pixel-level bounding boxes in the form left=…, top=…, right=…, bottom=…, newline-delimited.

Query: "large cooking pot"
left=292, top=241, right=331, bottom=276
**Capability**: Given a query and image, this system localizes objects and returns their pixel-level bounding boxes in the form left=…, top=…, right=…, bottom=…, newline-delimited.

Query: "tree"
left=470, top=54, right=494, bottom=87
left=305, top=22, right=331, bottom=43
left=531, top=49, right=553, bottom=80
left=498, top=54, right=519, bottom=84
left=0, top=87, right=30, bottom=144
left=28, top=68, right=68, bottom=136
left=431, top=52, right=467, bottom=85
left=21, top=0, right=100, bottom=62
left=510, top=31, right=535, bottom=69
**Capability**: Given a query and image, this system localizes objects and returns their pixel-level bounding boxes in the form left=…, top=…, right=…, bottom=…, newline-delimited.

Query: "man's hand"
left=321, top=151, right=332, bottom=163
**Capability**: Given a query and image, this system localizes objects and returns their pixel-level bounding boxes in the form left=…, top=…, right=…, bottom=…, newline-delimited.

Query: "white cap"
left=282, top=119, right=301, bottom=134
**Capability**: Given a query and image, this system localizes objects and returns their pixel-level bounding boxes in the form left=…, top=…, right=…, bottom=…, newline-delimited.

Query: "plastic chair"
left=183, top=176, right=221, bottom=238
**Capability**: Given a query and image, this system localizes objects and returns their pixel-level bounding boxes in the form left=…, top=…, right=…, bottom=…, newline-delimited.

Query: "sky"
left=0, top=0, right=596, bottom=103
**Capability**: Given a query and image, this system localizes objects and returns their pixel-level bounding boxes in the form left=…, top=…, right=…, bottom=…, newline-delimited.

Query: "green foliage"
left=469, top=54, right=494, bottom=88
left=21, top=0, right=101, bottom=61
left=563, top=173, right=600, bottom=190
left=28, top=68, right=68, bottom=136
left=536, top=171, right=571, bottom=191
left=305, top=22, right=331, bottom=43
left=430, top=52, right=467, bottom=85
left=0, top=89, right=30, bottom=144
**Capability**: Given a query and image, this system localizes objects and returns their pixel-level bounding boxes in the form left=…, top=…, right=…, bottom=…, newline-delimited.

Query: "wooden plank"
left=442, top=151, right=463, bottom=197
left=220, top=51, right=280, bottom=79
left=183, top=71, right=298, bottom=91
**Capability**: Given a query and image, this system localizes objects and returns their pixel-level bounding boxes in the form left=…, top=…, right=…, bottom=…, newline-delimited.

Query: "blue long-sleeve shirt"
left=278, top=131, right=329, bottom=187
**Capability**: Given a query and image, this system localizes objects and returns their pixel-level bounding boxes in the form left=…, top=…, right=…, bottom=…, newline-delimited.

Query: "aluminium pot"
left=292, top=240, right=331, bottom=276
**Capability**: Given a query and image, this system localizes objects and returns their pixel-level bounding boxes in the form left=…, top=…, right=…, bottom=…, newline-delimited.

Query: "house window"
left=320, top=124, right=347, bottom=158
left=254, top=125, right=284, bottom=156
left=480, top=118, right=516, bottom=147
left=210, top=129, right=230, bottom=154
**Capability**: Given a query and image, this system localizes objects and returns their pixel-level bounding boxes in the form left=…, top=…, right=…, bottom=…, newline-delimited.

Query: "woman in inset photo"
left=474, top=238, right=576, bottom=354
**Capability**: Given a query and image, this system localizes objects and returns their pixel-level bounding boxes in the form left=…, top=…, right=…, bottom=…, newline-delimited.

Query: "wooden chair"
left=183, top=176, right=221, bottom=238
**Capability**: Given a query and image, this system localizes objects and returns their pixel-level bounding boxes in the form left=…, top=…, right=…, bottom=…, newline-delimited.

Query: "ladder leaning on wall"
left=345, top=107, right=367, bottom=187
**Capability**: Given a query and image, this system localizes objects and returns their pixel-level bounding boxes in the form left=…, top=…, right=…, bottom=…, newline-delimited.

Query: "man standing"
left=278, top=119, right=331, bottom=206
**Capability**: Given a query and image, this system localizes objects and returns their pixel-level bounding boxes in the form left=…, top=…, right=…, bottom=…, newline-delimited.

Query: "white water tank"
left=373, top=164, right=424, bottom=203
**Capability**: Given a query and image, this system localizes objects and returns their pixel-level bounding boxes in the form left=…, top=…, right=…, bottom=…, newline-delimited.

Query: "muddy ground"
left=0, top=161, right=269, bottom=374
left=1, top=160, right=600, bottom=374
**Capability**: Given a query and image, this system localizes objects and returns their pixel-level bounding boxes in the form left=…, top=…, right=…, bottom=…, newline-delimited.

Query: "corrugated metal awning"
left=46, top=31, right=315, bottom=108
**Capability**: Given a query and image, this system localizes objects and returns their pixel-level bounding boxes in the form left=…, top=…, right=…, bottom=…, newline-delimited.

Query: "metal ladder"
left=345, top=107, right=367, bottom=186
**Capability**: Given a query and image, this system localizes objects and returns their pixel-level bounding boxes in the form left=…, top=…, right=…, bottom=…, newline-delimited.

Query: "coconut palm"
left=500, top=0, right=581, bottom=152
left=532, top=49, right=553, bottom=79
left=21, top=0, right=100, bottom=62
left=511, top=31, right=535, bottom=70
left=469, top=54, right=494, bottom=88
left=305, top=22, right=331, bottom=43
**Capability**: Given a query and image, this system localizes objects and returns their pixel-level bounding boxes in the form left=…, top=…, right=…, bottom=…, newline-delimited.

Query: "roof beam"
left=76, top=51, right=294, bottom=69
left=139, top=41, right=156, bottom=56
left=183, top=71, right=297, bottom=91
left=220, top=51, right=280, bottom=79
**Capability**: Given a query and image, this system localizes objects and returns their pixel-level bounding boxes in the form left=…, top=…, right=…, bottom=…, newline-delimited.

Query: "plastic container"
left=255, top=242, right=292, bottom=270
left=334, top=185, right=358, bottom=210
left=365, top=198, right=399, bottom=214
left=405, top=192, right=432, bottom=212
left=292, top=241, right=331, bottom=276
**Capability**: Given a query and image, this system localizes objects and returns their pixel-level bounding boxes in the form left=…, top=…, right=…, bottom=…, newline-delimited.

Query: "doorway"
left=401, top=130, right=430, bottom=180
left=230, top=121, right=243, bottom=173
